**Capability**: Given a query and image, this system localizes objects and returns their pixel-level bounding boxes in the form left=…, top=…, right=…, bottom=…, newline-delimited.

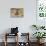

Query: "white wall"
left=0, top=0, right=36, bottom=42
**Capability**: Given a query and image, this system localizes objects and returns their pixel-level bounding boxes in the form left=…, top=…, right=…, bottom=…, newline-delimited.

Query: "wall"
left=0, top=0, right=36, bottom=42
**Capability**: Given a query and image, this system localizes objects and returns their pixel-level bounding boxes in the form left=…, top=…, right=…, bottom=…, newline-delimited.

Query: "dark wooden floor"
left=0, top=42, right=46, bottom=46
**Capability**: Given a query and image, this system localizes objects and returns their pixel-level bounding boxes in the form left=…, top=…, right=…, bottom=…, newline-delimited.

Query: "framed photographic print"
left=10, top=8, right=24, bottom=17
left=36, top=0, right=46, bottom=26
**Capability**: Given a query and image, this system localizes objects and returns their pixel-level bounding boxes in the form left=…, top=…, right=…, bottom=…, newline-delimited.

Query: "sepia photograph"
left=10, top=8, right=24, bottom=17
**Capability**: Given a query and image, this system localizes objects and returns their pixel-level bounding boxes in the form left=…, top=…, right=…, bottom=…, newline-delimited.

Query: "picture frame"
left=10, top=8, right=24, bottom=17
left=36, top=0, right=46, bottom=26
